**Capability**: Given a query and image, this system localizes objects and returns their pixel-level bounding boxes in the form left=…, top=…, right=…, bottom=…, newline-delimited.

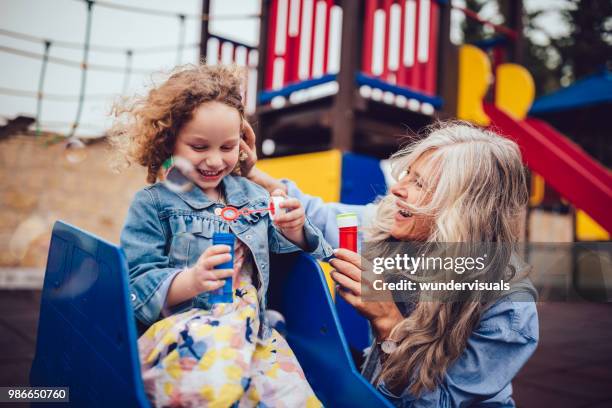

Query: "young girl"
left=110, top=64, right=332, bottom=407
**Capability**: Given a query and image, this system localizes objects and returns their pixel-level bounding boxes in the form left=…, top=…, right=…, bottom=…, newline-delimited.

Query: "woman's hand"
left=239, top=120, right=258, bottom=177
left=329, top=248, right=404, bottom=340
left=240, top=122, right=289, bottom=194
left=271, top=189, right=308, bottom=249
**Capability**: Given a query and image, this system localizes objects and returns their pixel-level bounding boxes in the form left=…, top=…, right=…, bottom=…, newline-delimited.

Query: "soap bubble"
left=163, top=156, right=195, bottom=193
left=52, top=255, right=99, bottom=298
left=265, top=309, right=287, bottom=337
left=63, top=137, right=87, bottom=164
left=9, top=213, right=52, bottom=262
left=262, top=139, right=275, bottom=156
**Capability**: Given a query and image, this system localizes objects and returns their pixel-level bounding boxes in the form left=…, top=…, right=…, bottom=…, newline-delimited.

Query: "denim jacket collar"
left=174, top=175, right=250, bottom=209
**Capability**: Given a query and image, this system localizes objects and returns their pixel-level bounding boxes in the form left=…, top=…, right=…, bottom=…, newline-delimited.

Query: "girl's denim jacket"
left=121, top=175, right=333, bottom=339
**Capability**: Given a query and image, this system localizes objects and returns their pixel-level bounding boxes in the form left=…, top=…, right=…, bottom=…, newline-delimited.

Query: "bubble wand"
left=213, top=196, right=286, bottom=221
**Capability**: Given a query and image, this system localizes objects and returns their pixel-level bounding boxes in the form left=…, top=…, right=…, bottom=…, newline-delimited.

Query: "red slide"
left=484, top=104, right=612, bottom=233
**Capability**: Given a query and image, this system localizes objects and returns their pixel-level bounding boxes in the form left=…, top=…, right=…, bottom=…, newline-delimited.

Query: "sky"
left=0, top=0, right=569, bottom=137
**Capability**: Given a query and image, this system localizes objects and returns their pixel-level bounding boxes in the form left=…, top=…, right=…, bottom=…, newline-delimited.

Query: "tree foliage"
left=463, top=0, right=612, bottom=96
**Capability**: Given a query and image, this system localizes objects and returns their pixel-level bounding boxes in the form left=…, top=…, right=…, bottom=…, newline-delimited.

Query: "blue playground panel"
left=259, top=73, right=337, bottom=104
left=341, top=152, right=388, bottom=206
left=355, top=72, right=444, bottom=109
left=29, top=221, right=149, bottom=406
left=30, top=221, right=392, bottom=407
left=338, top=153, right=388, bottom=353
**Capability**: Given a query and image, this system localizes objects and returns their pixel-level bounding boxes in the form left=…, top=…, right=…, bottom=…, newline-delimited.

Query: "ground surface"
left=1, top=290, right=611, bottom=407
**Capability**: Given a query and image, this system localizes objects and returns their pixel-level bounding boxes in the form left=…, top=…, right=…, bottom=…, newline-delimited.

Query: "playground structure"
left=198, top=0, right=611, bottom=240
left=3, top=0, right=607, bottom=241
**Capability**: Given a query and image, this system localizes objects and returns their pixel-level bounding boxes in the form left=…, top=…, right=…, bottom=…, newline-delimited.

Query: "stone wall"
left=0, top=133, right=575, bottom=269
left=0, top=134, right=147, bottom=267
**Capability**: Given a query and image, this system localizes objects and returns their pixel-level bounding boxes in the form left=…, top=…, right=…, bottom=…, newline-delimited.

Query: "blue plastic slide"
left=30, top=221, right=392, bottom=407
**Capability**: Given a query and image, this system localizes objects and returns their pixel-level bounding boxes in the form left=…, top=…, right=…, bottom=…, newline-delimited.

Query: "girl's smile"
left=196, top=168, right=225, bottom=181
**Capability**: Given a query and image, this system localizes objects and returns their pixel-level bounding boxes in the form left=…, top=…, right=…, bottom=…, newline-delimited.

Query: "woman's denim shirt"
left=284, top=179, right=540, bottom=407
left=121, top=175, right=333, bottom=339
left=363, top=290, right=539, bottom=408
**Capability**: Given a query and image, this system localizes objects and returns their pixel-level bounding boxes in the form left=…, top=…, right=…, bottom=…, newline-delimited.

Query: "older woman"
left=245, top=122, right=539, bottom=407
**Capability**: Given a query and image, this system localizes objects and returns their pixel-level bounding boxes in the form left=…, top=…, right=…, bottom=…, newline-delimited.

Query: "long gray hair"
left=368, top=121, right=529, bottom=395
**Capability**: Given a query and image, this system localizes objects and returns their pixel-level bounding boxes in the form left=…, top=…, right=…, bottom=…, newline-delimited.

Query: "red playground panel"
left=264, top=0, right=342, bottom=90
left=361, top=0, right=439, bottom=96
left=485, top=104, right=612, bottom=234
left=262, top=0, right=441, bottom=99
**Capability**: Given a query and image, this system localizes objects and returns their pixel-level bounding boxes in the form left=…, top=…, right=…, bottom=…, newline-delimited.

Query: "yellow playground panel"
left=258, top=150, right=342, bottom=203
left=458, top=44, right=535, bottom=124
left=495, top=64, right=535, bottom=120
left=258, top=150, right=342, bottom=295
left=457, top=45, right=491, bottom=126
left=576, top=210, right=610, bottom=241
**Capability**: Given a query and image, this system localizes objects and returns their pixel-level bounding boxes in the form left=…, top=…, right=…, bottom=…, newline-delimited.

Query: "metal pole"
left=199, top=0, right=210, bottom=62
left=510, top=0, right=524, bottom=63
left=437, top=0, right=458, bottom=119
left=35, top=40, right=51, bottom=136
left=331, top=0, right=361, bottom=151
left=69, top=0, right=94, bottom=138
left=254, top=0, right=270, bottom=157
left=176, top=14, right=186, bottom=65
left=122, top=49, right=133, bottom=94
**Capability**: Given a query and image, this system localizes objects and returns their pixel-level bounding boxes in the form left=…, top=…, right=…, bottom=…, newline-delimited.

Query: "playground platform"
left=1, top=289, right=611, bottom=407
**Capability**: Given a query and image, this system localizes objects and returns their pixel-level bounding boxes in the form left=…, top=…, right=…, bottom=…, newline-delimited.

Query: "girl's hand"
left=166, top=244, right=234, bottom=307
left=329, top=248, right=404, bottom=340
left=239, top=120, right=258, bottom=177
left=187, top=244, right=234, bottom=293
left=271, top=189, right=307, bottom=249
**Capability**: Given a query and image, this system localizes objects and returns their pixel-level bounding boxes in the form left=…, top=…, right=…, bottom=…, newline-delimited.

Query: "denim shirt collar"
left=174, top=175, right=250, bottom=209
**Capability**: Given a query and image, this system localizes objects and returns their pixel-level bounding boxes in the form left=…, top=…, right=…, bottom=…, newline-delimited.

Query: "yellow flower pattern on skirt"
left=138, top=271, right=322, bottom=408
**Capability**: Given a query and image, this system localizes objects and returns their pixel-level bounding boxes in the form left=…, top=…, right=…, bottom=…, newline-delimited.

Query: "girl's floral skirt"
left=138, top=275, right=322, bottom=408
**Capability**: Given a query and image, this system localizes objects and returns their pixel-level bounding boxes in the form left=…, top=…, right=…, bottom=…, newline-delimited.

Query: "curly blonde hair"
left=109, top=63, right=246, bottom=183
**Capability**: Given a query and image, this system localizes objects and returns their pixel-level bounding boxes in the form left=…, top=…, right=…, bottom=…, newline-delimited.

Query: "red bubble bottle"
left=337, top=213, right=358, bottom=252
left=335, top=212, right=370, bottom=351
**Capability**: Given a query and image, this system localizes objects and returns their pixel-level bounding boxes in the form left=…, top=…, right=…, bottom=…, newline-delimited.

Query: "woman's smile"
left=395, top=201, right=414, bottom=219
